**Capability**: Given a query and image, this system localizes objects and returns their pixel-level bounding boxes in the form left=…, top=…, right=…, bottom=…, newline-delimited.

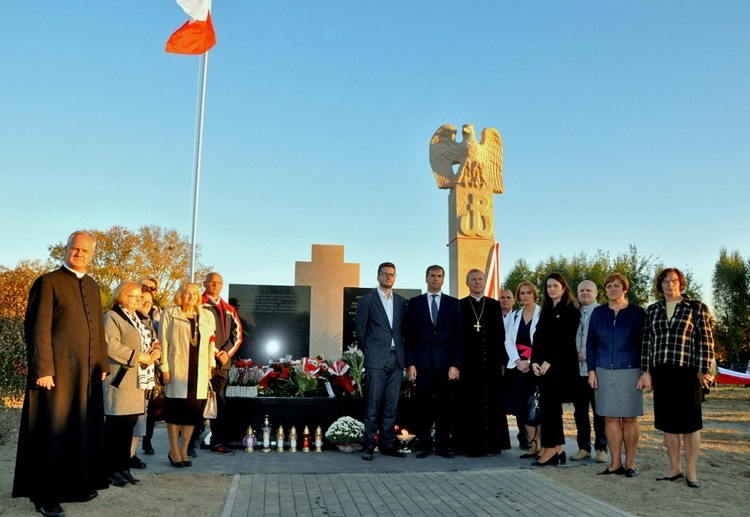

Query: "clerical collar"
left=62, top=263, right=86, bottom=279
left=470, top=295, right=483, bottom=302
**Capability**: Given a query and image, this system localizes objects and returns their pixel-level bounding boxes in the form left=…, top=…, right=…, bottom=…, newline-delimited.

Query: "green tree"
left=49, top=225, right=211, bottom=308
left=502, top=245, right=700, bottom=307
left=712, top=248, right=750, bottom=365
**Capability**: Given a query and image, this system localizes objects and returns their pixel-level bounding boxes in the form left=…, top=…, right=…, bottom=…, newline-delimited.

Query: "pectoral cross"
left=474, top=321, right=482, bottom=332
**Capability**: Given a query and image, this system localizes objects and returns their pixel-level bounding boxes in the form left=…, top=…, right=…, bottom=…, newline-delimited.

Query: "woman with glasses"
left=102, top=282, right=157, bottom=486
left=130, top=287, right=162, bottom=462
left=639, top=268, right=715, bottom=488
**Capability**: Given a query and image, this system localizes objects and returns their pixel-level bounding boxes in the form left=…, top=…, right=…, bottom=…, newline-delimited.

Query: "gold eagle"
left=429, top=124, right=503, bottom=193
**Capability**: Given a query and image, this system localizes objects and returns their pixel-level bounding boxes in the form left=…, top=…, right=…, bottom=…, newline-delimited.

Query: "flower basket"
left=325, top=416, right=365, bottom=447
left=226, top=385, right=258, bottom=398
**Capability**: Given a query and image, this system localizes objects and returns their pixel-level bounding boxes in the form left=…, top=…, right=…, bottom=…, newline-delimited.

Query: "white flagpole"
left=189, top=51, right=209, bottom=281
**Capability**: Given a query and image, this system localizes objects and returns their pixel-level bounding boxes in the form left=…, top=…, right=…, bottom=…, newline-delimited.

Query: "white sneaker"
left=595, top=450, right=609, bottom=463
left=570, top=449, right=591, bottom=461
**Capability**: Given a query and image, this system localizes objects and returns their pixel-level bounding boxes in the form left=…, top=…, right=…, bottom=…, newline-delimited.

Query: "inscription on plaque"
left=229, top=284, right=311, bottom=364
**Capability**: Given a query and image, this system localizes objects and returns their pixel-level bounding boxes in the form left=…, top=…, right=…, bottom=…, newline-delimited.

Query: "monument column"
left=430, top=123, right=504, bottom=299
left=448, top=187, right=496, bottom=298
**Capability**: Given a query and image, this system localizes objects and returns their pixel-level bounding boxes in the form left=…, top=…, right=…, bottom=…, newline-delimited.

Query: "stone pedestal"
left=448, top=187, right=496, bottom=298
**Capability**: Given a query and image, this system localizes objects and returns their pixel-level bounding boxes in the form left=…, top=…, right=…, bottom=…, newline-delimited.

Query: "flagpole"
left=189, top=51, right=209, bottom=281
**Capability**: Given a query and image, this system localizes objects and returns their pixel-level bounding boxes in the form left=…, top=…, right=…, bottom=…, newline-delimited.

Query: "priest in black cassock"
left=455, top=269, right=511, bottom=456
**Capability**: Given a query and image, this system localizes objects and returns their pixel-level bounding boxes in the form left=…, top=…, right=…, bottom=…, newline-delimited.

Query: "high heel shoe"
left=558, top=451, right=566, bottom=465
left=168, top=452, right=184, bottom=468
left=530, top=452, right=559, bottom=467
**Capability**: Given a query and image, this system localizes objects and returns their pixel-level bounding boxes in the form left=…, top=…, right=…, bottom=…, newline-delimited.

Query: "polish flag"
left=166, top=0, right=216, bottom=55
left=484, top=242, right=501, bottom=300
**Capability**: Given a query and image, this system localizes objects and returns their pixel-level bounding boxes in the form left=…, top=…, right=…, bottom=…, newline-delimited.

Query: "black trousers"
left=209, top=368, right=229, bottom=446
left=415, top=367, right=454, bottom=452
left=105, top=414, right=139, bottom=474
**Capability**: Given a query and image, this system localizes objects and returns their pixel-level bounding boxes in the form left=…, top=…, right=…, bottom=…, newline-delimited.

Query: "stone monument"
left=295, top=245, right=360, bottom=360
left=430, top=123, right=503, bottom=298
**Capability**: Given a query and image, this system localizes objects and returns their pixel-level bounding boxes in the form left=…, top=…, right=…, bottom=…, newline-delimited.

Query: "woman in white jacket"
left=504, top=281, right=542, bottom=457
left=159, top=283, right=216, bottom=468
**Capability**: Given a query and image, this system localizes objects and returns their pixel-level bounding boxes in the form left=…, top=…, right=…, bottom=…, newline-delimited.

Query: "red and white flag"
left=484, top=242, right=501, bottom=300
left=166, top=0, right=216, bottom=55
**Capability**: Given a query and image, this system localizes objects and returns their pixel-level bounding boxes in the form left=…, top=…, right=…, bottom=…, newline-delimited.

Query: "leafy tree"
left=502, top=245, right=701, bottom=307
left=0, top=261, right=48, bottom=401
left=49, top=225, right=211, bottom=308
left=711, top=248, right=750, bottom=365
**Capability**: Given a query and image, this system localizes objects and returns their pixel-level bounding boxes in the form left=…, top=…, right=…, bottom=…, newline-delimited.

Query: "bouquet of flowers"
left=228, top=358, right=265, bottom=387
left=342, top=345, right=364, bottom=397
left=292, top=365, right=320, bottom=396
left=325, top=416, right=365, bottom=445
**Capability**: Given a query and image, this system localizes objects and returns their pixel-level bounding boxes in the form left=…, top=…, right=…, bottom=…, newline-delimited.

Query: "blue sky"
left=2, top=1, right=749, bottom=303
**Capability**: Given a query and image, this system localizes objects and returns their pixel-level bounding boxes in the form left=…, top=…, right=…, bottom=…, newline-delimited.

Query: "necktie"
left=431, top=294, right=438, bottom=325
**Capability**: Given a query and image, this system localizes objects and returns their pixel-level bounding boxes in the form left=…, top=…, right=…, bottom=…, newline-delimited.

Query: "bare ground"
left=1, top=387, right=748, bottom=516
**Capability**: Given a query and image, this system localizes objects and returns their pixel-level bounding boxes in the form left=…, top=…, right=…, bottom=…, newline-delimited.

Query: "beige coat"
left=159, top=306, right=216, bottom=399
left=103, top=307, right=147, bottom=415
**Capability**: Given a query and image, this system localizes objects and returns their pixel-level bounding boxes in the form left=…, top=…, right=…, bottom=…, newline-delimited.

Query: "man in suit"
left=13, top=231, right=110, bottom=517
left=356, top=262, right=407, bottom=461
left=406, top=265, right=463, bottom=459
left=200, top=272, right=243, bottom=455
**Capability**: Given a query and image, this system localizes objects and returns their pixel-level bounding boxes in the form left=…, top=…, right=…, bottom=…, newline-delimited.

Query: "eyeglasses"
left=380, top=273, right=396, bottom=278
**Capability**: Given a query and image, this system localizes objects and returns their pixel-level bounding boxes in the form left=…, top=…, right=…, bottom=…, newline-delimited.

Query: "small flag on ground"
left=166, top=0, right=216, bottom=55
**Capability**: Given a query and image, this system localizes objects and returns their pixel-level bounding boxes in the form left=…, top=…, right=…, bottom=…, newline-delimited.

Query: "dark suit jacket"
left=355, top=289, right=406, bottom=369
left=405, top=293, right=463, bottom=371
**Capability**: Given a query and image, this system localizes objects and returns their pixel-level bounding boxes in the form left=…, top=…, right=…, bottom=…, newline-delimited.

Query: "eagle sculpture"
left=429, top=124, right=503, bottom=193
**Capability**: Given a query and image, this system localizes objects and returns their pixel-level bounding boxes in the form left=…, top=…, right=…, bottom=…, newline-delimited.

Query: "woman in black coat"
left=530, top=272, right=580, bottom=466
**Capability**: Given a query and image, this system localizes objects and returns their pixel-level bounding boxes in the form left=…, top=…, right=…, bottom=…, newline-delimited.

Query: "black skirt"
left=651, top=364, right=703, bottom=434
left=163, top=341, right=203, bottom=425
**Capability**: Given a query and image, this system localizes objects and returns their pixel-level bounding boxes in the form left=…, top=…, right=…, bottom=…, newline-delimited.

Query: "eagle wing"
left=479, top=127, right=504, bottom=194
left=429, top=124, right=464, bottom=189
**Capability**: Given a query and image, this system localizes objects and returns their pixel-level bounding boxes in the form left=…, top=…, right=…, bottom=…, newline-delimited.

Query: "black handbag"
left=526, top=385, right=541, bottom=426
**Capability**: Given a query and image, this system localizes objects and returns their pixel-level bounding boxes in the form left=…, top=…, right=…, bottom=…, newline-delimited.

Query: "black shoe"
left=625, top=468, right=638, bottom=478
left=129, top=455, right=147, bottom=469
left=167, top=452, right=184, bottom=468
left=62, top=490, right=97, bottom=503
left=416, top=449, right=431, bottom=459
left=656, top=473, right=684, bottom=481
left=182, top=459, right=193, bottom=467
left=36, top=503, right=66, bottom=517
left=120, top=470, right=140, bottom=485
left=187, top=446, right=197, bottom=458
left=437, top=448, right=455, bottom=459
left=598, top=466, right=626, bottom=475
left=142, top=439, right=154, bottom=455
left=531, top=453, right=560, bottom=467
left=211, top=444, right=236, bottom=455
left=361, top=449, right=373, bottom=461
left=686, top=479, right=701, bottom=489
left=380, top=446, right=406, bottom=458
left=109, top=472, right=129, bottom=487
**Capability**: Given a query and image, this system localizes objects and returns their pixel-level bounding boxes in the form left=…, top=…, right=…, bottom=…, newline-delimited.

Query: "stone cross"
left=295, top=245, right=360, bottom=360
